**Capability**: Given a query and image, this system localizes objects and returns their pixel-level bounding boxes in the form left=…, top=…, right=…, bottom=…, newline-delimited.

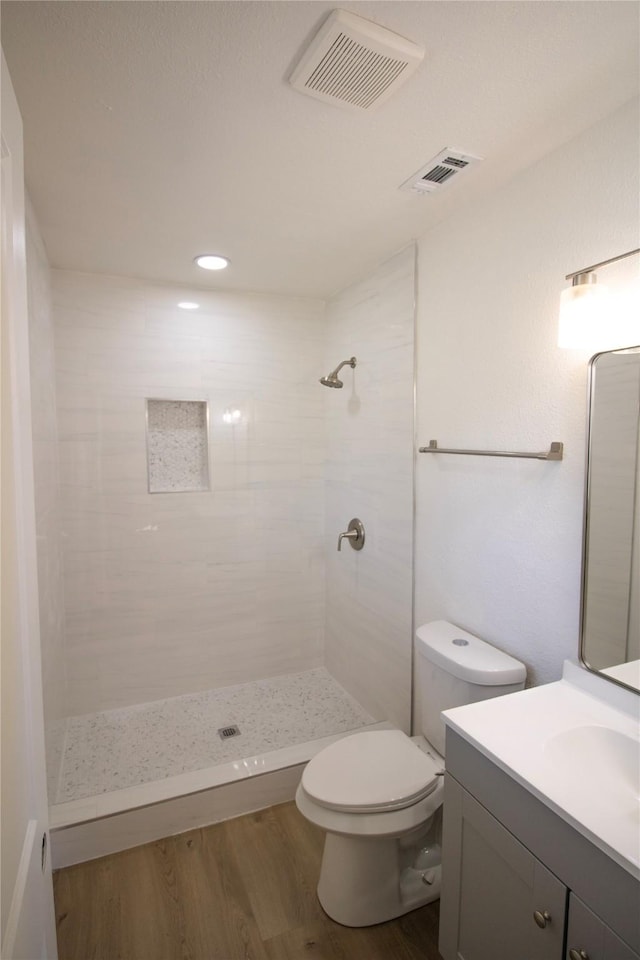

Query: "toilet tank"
left=414, top=620, right=526, bottom=756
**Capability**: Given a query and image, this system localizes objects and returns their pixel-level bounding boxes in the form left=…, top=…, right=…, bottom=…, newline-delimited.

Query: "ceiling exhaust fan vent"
left=289, top=9, right=424, bottom=111
left=401, top=149, right=483, bottom=195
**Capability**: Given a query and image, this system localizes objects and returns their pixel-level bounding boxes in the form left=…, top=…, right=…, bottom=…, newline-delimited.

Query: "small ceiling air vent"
left=401, top=149, right=483, bottom=195
left=289, top=9, right=424, bottom=111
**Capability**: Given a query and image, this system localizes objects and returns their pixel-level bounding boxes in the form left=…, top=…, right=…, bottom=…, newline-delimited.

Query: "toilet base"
left=316, top=819, right=441, bottom=927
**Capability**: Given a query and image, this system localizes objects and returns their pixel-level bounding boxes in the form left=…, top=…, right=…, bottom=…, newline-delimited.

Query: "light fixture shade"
left=558, top=283, right=611, bottom=349
left=559, top=246, right=640, bottom=350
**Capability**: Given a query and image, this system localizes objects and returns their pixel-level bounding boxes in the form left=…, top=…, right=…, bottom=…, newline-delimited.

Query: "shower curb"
left=49, top=721, right=392, bottom=868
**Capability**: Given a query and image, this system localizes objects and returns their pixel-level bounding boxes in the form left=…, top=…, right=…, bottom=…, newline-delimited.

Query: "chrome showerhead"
left=319, top=357, right=356, bottom=388
left=320, top=374, right=343, bottom=388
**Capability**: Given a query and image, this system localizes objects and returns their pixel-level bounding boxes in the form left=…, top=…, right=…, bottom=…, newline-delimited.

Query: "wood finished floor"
left=54, top=801, right=442, bottom=960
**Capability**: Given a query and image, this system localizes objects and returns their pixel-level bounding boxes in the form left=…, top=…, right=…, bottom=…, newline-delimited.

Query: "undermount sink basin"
left=544, top=725, right=639, bottom=822
left=442, top=662, right=640, bottom=876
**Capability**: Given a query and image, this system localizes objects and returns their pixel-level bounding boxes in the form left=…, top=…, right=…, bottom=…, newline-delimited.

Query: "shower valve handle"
left=337, top=530, right=358, bottom=551
left=337, top=518, right=365, bottom=552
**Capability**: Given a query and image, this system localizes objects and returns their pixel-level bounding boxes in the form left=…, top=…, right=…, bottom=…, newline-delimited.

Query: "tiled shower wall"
left=53, top=272, right=326, bottom=715
left=323, top=246, right=416, bottom=732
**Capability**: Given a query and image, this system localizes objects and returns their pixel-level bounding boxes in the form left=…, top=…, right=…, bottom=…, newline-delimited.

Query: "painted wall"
left=324, top=245, right=416, bottom=732
left=53, top=272, right=326, bottom=715
left=415, top=98, right=640, bottom=688
left=25, top=197, right=67, bottom=802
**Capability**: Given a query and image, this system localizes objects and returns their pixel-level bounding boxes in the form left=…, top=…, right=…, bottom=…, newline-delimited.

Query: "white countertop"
left=443, top=660, right=640, bottom=879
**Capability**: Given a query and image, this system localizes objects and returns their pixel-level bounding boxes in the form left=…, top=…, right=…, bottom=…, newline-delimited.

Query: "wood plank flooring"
left=54, top=800, right=442, bottom=960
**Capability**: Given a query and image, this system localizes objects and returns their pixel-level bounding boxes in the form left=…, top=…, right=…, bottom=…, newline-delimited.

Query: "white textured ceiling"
left=2, top=1, right=639, bottom=298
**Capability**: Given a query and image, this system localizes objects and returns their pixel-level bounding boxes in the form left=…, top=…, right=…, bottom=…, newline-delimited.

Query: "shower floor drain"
left=218, top=724, right=241, bottom=740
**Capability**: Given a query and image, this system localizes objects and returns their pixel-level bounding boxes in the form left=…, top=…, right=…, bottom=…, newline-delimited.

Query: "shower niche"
left=146, top=398, right=210, bottom=493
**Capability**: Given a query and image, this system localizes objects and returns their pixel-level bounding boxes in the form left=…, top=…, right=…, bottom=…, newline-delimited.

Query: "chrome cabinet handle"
left=569, top=950, right=589, bottom=960
left=533, top=910, right=552, bottom=929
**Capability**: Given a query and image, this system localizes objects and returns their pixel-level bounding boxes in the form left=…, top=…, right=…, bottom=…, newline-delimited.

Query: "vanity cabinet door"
left=566, top=893, right=640, bottom=960
left=440, top=776, right=567, bottom=960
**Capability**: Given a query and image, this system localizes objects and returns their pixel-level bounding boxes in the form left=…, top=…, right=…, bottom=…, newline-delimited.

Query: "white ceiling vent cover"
left=401, top=149, right=484, bottom=194
left=289, top=9, right=424, bottom=111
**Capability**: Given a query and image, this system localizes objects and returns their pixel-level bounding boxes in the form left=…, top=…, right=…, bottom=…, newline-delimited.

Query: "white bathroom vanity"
left=439, top=662, right=640, bottom=960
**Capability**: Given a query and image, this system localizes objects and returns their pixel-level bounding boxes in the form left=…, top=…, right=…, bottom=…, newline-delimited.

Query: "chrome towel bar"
left=419, top=440, right=564, bottom=461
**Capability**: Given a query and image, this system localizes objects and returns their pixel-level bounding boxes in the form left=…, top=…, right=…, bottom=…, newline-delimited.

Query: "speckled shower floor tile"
left=56, top=668, right=373, bottom=802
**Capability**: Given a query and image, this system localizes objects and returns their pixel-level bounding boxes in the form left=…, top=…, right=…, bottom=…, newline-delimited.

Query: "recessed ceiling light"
left=178, top=301, right=200, bottom=310
left=195, top=254, right=230, bottom=271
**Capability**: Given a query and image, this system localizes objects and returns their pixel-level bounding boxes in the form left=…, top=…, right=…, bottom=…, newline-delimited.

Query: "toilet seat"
left=301, top=729, right=441, bottom=814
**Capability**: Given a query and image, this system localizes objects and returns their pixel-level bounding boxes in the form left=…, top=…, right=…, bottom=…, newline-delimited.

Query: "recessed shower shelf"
left=146, top=398, right=210, bottom=493
left=419, top=440, right=564, bottom=461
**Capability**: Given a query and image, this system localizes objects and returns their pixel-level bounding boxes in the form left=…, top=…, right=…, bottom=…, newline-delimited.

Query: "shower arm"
left=328, top=357, right=356, bottom=379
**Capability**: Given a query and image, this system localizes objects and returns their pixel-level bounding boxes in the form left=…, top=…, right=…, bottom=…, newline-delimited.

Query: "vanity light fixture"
left=195, top=254, right=230, bottom=271
left=178, top=301, right=199, bottom=310
left=559, top=247, right=640, bottom=349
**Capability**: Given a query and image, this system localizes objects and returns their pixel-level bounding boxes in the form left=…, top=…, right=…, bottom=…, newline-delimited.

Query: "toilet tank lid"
left=415, top=621, right=526, bottom=686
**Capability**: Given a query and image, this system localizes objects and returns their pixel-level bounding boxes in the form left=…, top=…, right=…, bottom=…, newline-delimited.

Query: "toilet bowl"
left=296, top=729, right=445, bottom=926
left=295, top=620, right=526, bottom=927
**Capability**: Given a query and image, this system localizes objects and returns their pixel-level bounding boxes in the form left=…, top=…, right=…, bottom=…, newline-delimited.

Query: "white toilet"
left=295, top=620, right=526, bottom=927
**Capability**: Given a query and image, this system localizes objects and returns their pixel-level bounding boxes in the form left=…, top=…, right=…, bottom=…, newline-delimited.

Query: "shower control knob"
left=337, top=518, right=365, bottom=552
left=533, top=910, right=551, bottom=929
left=568, top=951, right=589, bottom=960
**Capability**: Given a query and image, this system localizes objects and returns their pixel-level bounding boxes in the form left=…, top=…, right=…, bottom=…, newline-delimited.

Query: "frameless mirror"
left=581, top=346, right=640, bottom=692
